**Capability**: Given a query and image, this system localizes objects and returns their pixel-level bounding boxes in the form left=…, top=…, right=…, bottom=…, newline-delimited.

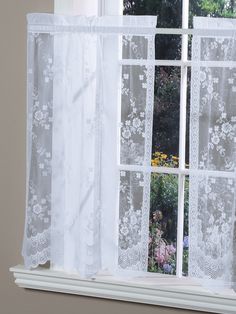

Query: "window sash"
left=54, top=0, right=235, bottom=278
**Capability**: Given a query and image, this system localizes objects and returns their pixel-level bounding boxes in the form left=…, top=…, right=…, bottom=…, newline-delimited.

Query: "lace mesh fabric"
left=22, top=13, right=236, bottom=288
left=190, top=17, right=236, bottom=289
left=22, top=14, right=156, bottom=277
left=119, top=34, right=155, bottom=271
left=22, top=32, right=53, bottom=268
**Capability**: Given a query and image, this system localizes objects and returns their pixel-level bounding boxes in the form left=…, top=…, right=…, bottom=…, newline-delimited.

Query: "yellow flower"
left=151, top=159, right=158, bottom=166
left=172, top=156, right=179, bottom=160
left=161, top=154, right=167, bottom=159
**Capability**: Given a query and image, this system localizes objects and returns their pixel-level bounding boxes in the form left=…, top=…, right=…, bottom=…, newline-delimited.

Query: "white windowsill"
left=10, top=265, right=236, bottom=313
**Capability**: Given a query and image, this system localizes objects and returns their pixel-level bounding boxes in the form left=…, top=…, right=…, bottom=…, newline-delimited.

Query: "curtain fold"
left=22, top=13, right=156, bottom=277
left=23, top=13, right=236, bottom=288
left=190, top=16, right=236, bottom=290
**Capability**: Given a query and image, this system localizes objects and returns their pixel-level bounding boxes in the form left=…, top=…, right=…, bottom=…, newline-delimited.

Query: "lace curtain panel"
left=22, top=13, right=236, bottom=289
left=22, top=14, right=156, bottom=277
left=190, top=17, right=236, bottom=290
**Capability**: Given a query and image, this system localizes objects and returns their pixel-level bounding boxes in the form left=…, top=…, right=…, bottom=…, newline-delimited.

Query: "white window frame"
left=10, top=1, right=236, bottom=313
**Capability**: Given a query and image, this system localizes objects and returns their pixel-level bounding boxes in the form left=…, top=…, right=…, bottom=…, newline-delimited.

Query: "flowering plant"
left=148, top=211, right=176, bottom=274
left=151, top=151, right=179, bottom=168
left=148, top=152, right=189, bottom=275
left=148, top=212, right=189, bottom=275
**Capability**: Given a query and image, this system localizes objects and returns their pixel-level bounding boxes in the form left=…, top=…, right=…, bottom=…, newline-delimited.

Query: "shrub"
left=148, top=152, right=189, bottom=275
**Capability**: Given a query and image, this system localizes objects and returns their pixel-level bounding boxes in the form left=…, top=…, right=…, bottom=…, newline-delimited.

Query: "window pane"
left=152, top=67, right=180, bottom=168
left=155, top=35, right=181, bottom=60
left=121, top=64, right=153, bottom=165
left=119, top=170, right=144, bottom=269
left=183, top=176, right=189, bottom=276
left=123, top=0, right=182, bottom=28
left=185, top=67, right=191, bottom=167
left=149, top=173, right=178, bottom=274
left=122, top=35, right=150, bottom=60
left=189, top=0, right=236, bottom=27
left=119, top=170, right=150, bottom=270
left=123, top=1, right=182, bottom=60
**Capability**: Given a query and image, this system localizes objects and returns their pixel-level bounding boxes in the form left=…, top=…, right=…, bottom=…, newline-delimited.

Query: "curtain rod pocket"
left=28, top=24, right=236, bottom=37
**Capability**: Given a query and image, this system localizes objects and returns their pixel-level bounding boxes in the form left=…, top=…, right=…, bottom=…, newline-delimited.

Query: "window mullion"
left=176, top=0, right=189, bottom=278
left=54, top=0, right=98, bottom=15
left=99, top=0, right=123, bottom=15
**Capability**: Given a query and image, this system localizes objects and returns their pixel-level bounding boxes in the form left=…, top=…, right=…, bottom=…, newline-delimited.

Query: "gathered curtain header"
left=27, top=13, right=157, bottom=33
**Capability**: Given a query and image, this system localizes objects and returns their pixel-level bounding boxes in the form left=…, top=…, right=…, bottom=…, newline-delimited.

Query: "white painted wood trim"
left=26, top=2, right=235, bottom=314
left=54, top=0, right=98, bottom=15
left=54, top=0, right=122, bottom=16
left=101, top=0, right=123, bottom=15
left=10, top=265, right=236, bottom=314
left=175, top=0, right=189, bottom=278
left=54, top=0, right=74, bottom=15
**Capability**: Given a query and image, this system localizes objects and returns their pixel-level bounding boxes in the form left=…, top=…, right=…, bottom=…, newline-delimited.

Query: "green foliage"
left=148, top=219, right=177, bottom=274
left=124, top=0, right=235, bottom=275
left=150, top=173, right=178, bottom=242
left=149, top=171, right=189, bottom=275
left=153, top=67, right=180, bottom=157
left=124, top=0, right=236, bottom=160
left=150, top=172, right=189, bottom=242
left=198, top=0, right=236, bottom=18
left=124, top=0, right=236, bottom=23
left=182, top=247, right=189, bottom=276
left=148, top=217, right=189, bottom=275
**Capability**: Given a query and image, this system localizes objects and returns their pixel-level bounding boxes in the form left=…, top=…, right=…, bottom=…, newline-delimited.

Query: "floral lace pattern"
left=22, top=33, right=53, bottom=268
left=122, top=35, right=150, bottom=60
left=118, top=35, right=154, bottom=271
left=189, top=176, right=235, bottom=283
left=190, top=17, right=236, bottom=288
left=198, top=66, right=236, bottom=171
left=23, top=15, right=156, bottom=275
left=120, top=65, right=148, bottom=165
left=119, top=171, right=144, bottom=269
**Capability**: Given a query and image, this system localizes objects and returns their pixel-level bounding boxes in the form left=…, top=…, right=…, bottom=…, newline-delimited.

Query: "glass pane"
left=122, top=35, right=150, bottom=60
left=189, top=0, right=236, bottom=27
left=119, top=171, right=144, bottom=253
left=123, top=0, right=182, bottom=28
left=155, top=35, right=181, bottom=60
left=152, top=67, right=180, bottom=168
left=148, top=173, right=178, bottom=274
left=118, top=170, right=148, bottom=270
left=120, top=65, right=148, bottom=165
left=185, top=67, right=191, bottom=167
left=183, top=176, right=189, bottom=276
left=123, top=1, right=182, bottom=60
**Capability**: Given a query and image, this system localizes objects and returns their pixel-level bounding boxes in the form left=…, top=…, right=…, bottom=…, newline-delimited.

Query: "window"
left=124, top=0, right=236, bottom=280
left=11, top=1, right=236, bottom=313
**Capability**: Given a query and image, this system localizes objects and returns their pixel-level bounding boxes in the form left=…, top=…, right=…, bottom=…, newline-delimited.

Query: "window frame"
left=10, top=1, right=236, bottom=313
left=10, top=264, right=236, bottom=313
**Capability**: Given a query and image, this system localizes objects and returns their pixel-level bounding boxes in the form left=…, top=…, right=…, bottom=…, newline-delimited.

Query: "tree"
left=124, top=0, right=236, bottom=275
left=124, top=0, right=236, bottom=161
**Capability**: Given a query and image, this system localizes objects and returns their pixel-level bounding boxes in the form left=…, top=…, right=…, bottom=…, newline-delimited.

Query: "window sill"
left=10, top=265, right=236, bottom=313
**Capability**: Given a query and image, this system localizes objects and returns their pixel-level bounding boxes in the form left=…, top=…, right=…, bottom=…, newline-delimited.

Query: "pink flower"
left=166, top=244, right=176, bottom=255
left=155, top=243, right=170, bottom=265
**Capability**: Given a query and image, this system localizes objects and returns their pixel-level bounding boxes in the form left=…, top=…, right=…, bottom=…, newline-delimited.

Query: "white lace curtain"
left=190, top=17, right=236, bottom=290
left=22, top=13, right=236, bottom=289
left=22, top=13, right=156, bottom=277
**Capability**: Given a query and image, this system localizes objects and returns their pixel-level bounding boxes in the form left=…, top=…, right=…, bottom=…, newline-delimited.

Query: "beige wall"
left=0, top=1, right=207, bottom=313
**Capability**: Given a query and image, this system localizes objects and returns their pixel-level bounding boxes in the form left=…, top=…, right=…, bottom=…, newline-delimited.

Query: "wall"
left=0, top=1, right=207, bottom=313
